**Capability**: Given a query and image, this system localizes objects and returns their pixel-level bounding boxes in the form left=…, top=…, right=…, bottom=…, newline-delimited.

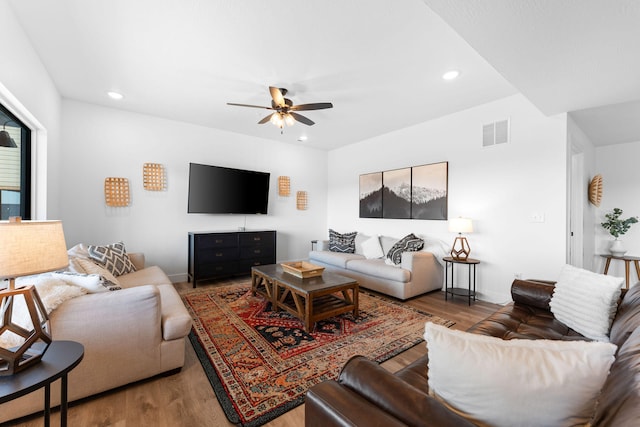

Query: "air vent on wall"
left=482, top=118, right=510, bottom=147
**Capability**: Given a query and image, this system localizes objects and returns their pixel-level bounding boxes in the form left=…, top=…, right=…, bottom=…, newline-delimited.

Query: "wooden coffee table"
left=251, top=264, right=359, bottom=332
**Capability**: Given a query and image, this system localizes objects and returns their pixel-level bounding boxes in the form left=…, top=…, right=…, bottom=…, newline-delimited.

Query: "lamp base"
left=0, top=282, right=52, bottom=376
left=450, top=236, right=471, bottom=261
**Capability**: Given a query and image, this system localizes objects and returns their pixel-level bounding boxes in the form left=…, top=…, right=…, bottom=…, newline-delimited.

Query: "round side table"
left=442, top=256, right=480, bottom=306
left=0, top=340, right=84, bottom=427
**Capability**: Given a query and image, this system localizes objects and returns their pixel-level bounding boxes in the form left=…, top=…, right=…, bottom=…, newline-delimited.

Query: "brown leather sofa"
left=305, top=279, right=640, bottom=426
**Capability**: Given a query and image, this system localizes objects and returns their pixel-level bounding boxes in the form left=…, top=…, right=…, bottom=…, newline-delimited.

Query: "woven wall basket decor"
left=589, top=174, right=602, bottom=207
left=104, top=177, right=130, bottom=207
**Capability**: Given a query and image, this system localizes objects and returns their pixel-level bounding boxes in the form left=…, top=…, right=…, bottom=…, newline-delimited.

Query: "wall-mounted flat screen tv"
left=187, top=163, right=270, bottom=214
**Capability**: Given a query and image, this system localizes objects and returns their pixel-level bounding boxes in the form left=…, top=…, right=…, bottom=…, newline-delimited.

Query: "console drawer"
left=196, top=233, right=238, bottom=249
left=239, top=231, right=274, bottom=246
left=198, top=261, right=238, bottom=277
left=240, top=245, right=275, bottom=259
left=199, top=247, right=240, bottom=262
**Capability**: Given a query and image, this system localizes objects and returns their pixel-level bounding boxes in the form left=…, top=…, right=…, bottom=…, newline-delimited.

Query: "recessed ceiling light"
left=107, top=91, right=124, bottom=100
left=442, top=70, right=460, bottom=81
left=297, top=136, right=308, bottom=142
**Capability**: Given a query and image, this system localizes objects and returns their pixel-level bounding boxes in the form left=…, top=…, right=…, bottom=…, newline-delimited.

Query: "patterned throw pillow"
left=386, top=233, right=424, bottom=265
left=328, top=229, right=357, bottom=253
left=88, top=241, right=136, bottom=277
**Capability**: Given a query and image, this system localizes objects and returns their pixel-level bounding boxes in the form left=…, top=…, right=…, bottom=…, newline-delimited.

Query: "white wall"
left=594, top=140, right=640, bottom=279
left=60, top=100, right=328, bottom=281
left=0, top=1, right=62, bottom=219
left=327, top=94, right=568, bottom=303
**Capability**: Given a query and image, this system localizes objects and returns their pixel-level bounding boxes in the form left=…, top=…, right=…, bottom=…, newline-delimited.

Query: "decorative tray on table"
left=280, top=261, right=325, bottom=279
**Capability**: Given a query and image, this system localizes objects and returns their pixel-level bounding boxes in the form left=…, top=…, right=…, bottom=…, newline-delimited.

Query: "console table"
left=443, top=256, right=480, bottom=306
left=601, top=254, right=640, bottom=289
left=188, top=230, right=276, bottom=287
left=0, top=341, right=84, bottom=427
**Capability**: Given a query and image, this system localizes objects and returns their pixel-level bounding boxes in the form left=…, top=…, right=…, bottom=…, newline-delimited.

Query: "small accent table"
left=0, top=340, right=84, bottom=427
left=443, top=257, right=480, bottom=306
left=601, top=254, right=640, bottom=289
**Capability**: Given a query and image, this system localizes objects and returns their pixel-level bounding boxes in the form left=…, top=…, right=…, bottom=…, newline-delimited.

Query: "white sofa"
left=309, top=234, right=448, bottom=300
left=0, top=251, right=192, bottom=423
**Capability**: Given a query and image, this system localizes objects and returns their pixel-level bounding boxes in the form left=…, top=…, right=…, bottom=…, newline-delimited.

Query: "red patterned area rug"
left=182, top=280, right=454, bottom=427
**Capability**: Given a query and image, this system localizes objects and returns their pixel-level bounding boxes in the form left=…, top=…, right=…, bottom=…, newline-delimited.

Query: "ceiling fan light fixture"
left=284, top=113, right=295, bottom=127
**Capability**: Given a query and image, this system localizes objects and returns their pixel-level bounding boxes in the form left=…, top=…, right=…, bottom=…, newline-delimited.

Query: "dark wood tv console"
left=188, top=230, right=276, bottom=287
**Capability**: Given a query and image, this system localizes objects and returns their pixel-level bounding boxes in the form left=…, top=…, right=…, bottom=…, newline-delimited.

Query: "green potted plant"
left=601, top=208, right=638, bottom=256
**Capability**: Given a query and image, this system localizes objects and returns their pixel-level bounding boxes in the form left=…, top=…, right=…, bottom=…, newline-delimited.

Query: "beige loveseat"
left=0, top=250, right=192, bottom=423
left=309, top=234, right=448, bottom=300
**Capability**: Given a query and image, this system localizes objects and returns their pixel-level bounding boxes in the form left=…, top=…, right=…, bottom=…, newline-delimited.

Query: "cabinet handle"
left=253, top=237, right=261, bottom=241
left=215, top=239, right=223, bottom=244
left=215, top=253, right=223, bottom=257
left=254, top=250, right=261, bottom=254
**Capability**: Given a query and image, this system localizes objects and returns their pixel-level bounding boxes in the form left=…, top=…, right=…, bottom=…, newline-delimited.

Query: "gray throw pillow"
left=329, top=229, right=357, bottom=253
left=386, top=233, right=424, bottom=265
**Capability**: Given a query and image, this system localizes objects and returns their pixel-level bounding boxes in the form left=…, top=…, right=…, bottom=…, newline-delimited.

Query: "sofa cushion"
left=425, top=322, right=617, bottom=427
left=117, top=265, right=172, bottom=289
left=88, top=241, right=137, bottom=276
left=329, top=229, right=357, bottom=253
left=347, top=259, right=410, bottom=283
left=386, top=233, right=424, bottom=265
left=310, top=250, right=364, bottom=269
left=361, top=236, right=384, bottom=259
left=549, top=264, right=622, bottom=341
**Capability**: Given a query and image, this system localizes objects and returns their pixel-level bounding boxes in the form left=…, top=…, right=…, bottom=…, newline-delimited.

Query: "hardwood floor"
left=8, top=281, right=500, bottom=427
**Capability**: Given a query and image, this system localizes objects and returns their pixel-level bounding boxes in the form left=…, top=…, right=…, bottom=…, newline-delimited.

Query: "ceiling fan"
left=227, top=86, right=333, bottom=129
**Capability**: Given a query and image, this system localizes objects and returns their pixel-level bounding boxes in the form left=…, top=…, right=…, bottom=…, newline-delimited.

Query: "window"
left=0, top=104, right=31, bottom=220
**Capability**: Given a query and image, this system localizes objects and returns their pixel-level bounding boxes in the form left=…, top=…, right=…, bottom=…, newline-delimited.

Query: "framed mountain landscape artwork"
left=382, top=167, right=412, bottom=219
left=411, top=162, right=448, bottom=220
left=359, top=172, right=383, bottom=218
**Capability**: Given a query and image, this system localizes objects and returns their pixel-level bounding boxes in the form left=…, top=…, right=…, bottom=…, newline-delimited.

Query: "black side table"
left=0, top=340, right=84, bottom=427
left=443, top=256, right=480, bottom=306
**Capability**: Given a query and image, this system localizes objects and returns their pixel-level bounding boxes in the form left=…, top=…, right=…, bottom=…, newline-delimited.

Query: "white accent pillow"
left=425, top=322, right=617, bottom=427
left=549, top=264, right=623, bottom=341
left=361, top=236, right=384, bottom=259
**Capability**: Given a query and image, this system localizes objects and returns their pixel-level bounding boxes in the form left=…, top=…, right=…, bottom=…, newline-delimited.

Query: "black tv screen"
left=187, top=163, right=270, bottom=214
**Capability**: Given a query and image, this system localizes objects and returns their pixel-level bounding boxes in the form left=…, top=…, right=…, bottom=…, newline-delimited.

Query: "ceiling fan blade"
left=258, top=113, right=274, bottom=124
left=290, top=112, right=315, bottom=126
left=290, top=102, right=333, bottom=111
left=269, top=86, right=285, bottom=108
left=227, top=102, right=274, bottom=110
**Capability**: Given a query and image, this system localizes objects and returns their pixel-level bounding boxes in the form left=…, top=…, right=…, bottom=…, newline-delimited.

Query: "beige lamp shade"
left=0, top=218, right=69, bottom=279
left=448, top=217, right=473, bottom=234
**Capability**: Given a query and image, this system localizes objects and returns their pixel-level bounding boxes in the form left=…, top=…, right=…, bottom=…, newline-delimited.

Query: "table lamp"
left=0, top=217, right=69, bottom=375
left=449, top=217, right=473, bottom=261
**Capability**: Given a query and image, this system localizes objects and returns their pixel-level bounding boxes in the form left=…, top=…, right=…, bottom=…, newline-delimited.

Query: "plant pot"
left=609, top=239, right=626, bottom=257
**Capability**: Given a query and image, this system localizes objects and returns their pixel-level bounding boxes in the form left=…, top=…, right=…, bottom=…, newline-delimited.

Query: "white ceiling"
left=7, top=0, right=640, bottom=149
